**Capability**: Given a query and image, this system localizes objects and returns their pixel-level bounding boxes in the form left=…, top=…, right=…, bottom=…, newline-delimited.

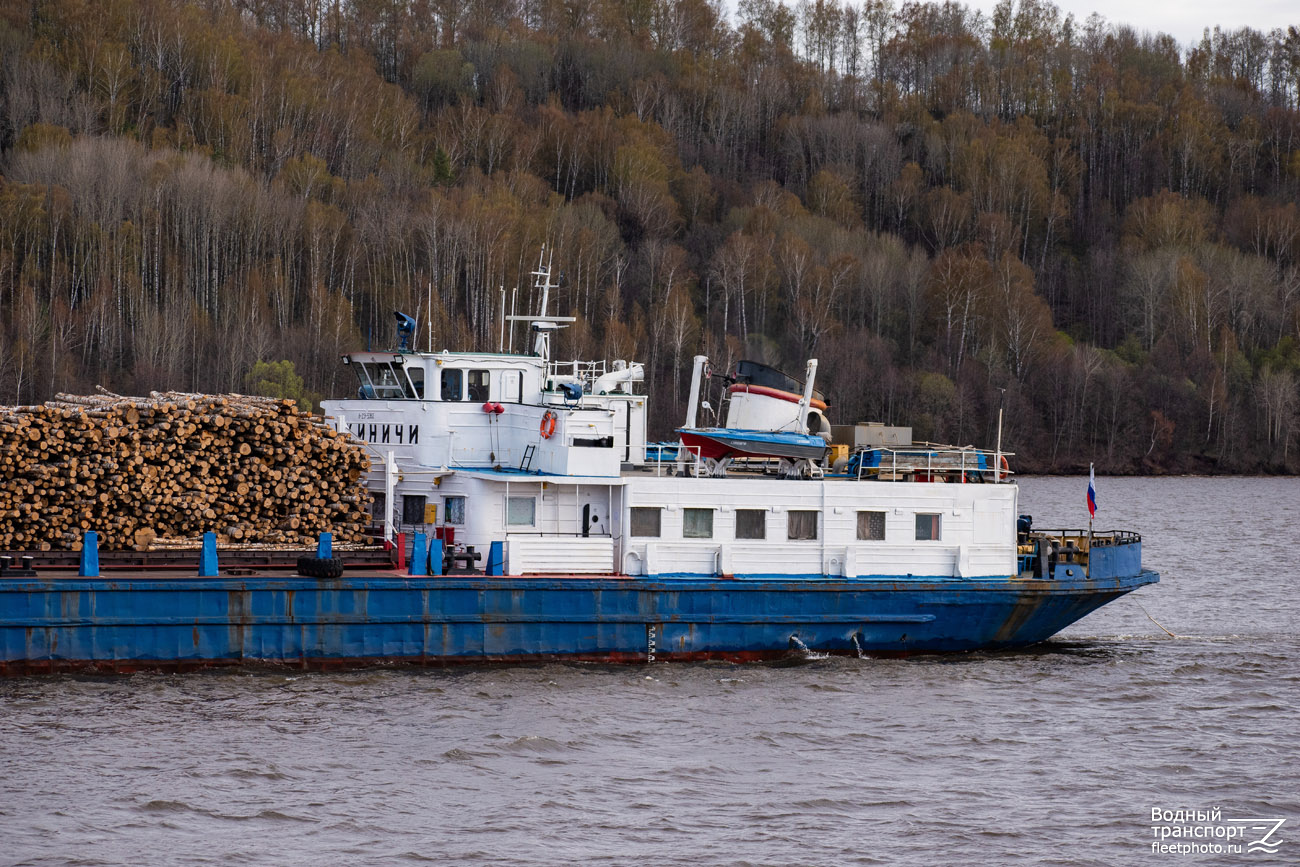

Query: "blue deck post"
left=410, top=532, right=428, bottom=576
left=199, top=531, right=218, bottom=576
left=317, top=532, right=332, bottom=559
left=430, top=538, right=444, bottom=576
left=79, top=531, right=99, bottom=577
left=487, top=541, right=504, bottom=576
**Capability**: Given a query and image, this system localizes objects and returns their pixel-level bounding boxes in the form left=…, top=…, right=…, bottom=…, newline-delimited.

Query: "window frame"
left=915, top=512, right=942, bottom=541
left=405, top=365, right=426, bottom=399
left=440, top=368, right=463, bottom=401
left=355, top=361, right=409, bottom=399
left=467, top=369, right=491, bottom=402
left=787, top=510, right=819, bottom=541
left=683, top=507, right=714, bottom=539
left=856, top=510, right=886, bottom=541
left=630, top=507, right=662, bottom=538
left=402, top=494, right=428, bottom=525
left=735, top=508, right=766, bottom=540
left=444, top=495, right=466, bottom=525
left=505, top=495, right=536, bottom=527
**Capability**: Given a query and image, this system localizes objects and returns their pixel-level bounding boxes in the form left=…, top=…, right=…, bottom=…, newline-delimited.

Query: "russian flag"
left=1087, top=464, right=1097, bottom=518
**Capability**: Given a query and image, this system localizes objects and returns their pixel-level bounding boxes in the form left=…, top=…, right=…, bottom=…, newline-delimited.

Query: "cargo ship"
left=0, top=260, right=1157, bottom=672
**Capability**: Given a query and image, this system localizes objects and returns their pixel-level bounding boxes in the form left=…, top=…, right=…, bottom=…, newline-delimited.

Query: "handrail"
left=628, top=442, right=705, bottom=477
left=1032, top=528, right=1141, bottom=546
left=853, top=443, right=1015, bottom=483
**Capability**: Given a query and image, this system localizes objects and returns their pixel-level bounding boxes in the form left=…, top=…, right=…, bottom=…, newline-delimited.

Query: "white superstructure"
left=322, top=345, right=1020, bottom=580
left=321, top=262, right=1019, bottom=580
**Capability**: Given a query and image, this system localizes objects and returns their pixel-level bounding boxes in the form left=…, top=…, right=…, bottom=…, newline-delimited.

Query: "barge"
left=0, top=259, right=1157, bottom=672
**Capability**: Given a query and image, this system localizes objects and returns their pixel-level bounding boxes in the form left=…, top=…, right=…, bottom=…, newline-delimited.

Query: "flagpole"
left=1087, top=462, right=1094, bottom=578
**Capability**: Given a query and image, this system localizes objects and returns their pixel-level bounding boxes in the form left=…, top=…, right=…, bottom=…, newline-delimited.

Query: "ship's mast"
left=532, top=248, right=556, bottom=359
left=535, top=247, right=552, bottom=317
left=504, top=245, right=574, bottom=362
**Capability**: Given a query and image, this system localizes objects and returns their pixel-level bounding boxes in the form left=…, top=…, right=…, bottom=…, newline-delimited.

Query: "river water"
left=2, top=477, right=1297, bottom=866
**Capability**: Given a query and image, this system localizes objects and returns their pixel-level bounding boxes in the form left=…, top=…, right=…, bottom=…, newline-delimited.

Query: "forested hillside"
left=1, top=0, right=1299, bottom=472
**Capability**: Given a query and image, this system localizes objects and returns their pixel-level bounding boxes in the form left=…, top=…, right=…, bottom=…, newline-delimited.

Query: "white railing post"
left=384, top=449, right=397, bottom=543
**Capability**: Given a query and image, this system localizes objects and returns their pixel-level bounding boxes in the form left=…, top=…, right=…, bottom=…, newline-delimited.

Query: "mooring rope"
left=1134, top=600, right=1179, bottom=638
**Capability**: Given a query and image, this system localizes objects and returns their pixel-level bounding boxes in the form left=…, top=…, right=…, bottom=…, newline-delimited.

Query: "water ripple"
left=2, top=478, right=1298, bottom=865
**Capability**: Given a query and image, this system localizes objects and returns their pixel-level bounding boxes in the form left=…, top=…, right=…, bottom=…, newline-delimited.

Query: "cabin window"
left=405, top=366, right=426, bottom=399
left=444, top=496, right=466, bottom=525
left=468, top=369, right=490, bottom=401
left=630, top=507, right=661, bottom=537
left=506, top=496, right=535, bottom=527
left=915, top=513, right=941, bottom=541
left=573, top=436, right=614, bottom=448
left=371, top=491, right=386, bottom=522
left=373, top=365, right=404, bottom=398
left=857, top=511, right=886, bottom=541
left=440, top=368, right=463, bottom=401
left=353, top=361, right=409, bottom=399
left=402, top=495, right=428, bottom=525
left=352, top=362, right=376, bottom=398
left=683, top=508, right=713, bottom=539
left=787, top=510, right=818, bottom=541
left=736, top=509, right=766, bottom=540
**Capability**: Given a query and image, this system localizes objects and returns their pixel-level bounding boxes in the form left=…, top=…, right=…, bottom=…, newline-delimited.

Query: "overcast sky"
left=948, top=0, right=1295, bottom=49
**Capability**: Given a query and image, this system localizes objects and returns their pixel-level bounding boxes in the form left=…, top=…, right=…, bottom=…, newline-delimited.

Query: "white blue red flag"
left=1087, top=464, right=1097, bottom=518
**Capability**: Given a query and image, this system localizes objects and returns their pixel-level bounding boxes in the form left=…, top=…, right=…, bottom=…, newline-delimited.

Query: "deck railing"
left=1033, top=529, right=1141, bottom=547
left=853, top=443, right=1014, bottom=483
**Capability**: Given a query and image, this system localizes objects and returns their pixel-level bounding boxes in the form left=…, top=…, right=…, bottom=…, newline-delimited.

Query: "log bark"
left=0, top=390, right=374, bottom=551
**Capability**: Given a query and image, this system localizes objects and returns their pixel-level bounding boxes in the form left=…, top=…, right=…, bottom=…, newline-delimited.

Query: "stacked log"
left=0, top=390, right=373, bottom=551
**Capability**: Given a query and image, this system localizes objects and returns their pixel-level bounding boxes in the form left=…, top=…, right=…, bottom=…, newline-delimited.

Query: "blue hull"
left=0, top=568, right=1159, bottom=673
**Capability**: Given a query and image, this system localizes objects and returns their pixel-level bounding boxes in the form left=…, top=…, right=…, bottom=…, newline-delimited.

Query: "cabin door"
left=580, top=490, right=610, bottom=537
left=501, top=370, right=523, bottom=403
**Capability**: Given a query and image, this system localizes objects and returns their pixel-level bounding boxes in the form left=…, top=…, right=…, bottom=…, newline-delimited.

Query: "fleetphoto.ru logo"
left=1150, top=808, right=1286, bottom=856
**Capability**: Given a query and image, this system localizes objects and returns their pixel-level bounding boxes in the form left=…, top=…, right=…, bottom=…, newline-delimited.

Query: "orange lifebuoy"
left=540, top=410, right=557, bottom=439
left=999, top=455, right=1009, bottom=481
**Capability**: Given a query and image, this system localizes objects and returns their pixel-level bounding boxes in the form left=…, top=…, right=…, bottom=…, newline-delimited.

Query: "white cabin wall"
left=329, top=352, right=639, bottom=480
left=620, top=478, right=1018, bottom=578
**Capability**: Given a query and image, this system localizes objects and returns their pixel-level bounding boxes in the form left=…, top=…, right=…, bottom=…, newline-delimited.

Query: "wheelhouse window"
left=444, top=496, right=466, bottom=525
left=788, top=510, right=818, bottom=540
left=353, top=360, right=411, bottom=399
left=915, top=513, right=941, bottom=541
left=406, top=366, right=426, bottom=399
left=683, top=508, right=713, bottom=539
left=630, top=507, right=661, bottom=537
left=506, top=496, right=535, bottom=527
left=467, top=369, right=490, bottom=401
left=857, top=511, right=886, bottom=541
left=402, top=495, right=427, bottom=525
left=736, top=509, right=766, bottom=540
left=440, top=368, right=463, bottom=401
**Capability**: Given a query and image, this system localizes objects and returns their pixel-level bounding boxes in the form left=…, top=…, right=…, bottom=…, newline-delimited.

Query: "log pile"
left=0, top=389, right=373, bottom=551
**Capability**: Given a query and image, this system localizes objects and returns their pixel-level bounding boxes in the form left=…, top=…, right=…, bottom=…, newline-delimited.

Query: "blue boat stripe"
left=3, top=613, right=939, bottom=628
left=0, top=575, right=1149, bottom=594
